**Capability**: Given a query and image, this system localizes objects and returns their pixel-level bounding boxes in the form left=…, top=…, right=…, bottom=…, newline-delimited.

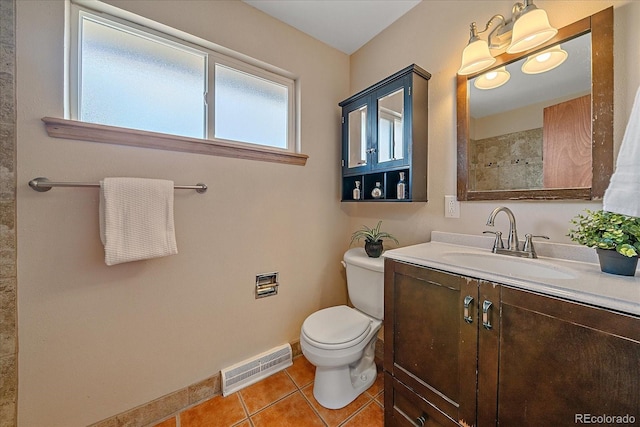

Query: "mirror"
left=469, top=34, right=591, bottom=191
left=378, top=88, right=405, bottom=163
left=457, top=7, right=613, bottom=201
left=348, top=105, right=367, bottom=168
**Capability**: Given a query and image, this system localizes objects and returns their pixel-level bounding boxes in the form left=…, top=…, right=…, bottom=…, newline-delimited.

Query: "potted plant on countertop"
left=350, top=220, right=399, bottom=258
left=568, top=209, right=640, bottom=276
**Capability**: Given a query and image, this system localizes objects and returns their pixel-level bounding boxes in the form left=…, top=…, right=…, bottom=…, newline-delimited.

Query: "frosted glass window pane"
left=80, top=16, right=206, bottom=138
left=215, top=64, right=288, bottom=149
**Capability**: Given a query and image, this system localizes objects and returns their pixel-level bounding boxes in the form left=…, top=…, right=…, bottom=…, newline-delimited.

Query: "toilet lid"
left=302, top=305, right=371, bottom=348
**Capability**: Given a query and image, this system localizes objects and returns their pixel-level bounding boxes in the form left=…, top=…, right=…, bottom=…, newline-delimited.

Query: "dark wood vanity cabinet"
left=384, top=259, right=640, bottom=426
left=339, top=65, right=430, bottom=202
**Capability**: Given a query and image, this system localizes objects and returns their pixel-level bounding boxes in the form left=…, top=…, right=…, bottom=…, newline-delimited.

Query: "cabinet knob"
left=416, top=414, right=427, bottom=426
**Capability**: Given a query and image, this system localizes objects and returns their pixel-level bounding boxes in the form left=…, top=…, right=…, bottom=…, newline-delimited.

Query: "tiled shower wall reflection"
left=469, top=128, right=543, bottom=191
left=0, top=0, right=18, bottom=426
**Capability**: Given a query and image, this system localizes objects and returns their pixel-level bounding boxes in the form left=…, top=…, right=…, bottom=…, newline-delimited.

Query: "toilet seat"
left=302, top=305, right=372, bottom=350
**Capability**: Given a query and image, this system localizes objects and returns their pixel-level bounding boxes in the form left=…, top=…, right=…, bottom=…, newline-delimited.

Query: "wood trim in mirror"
left=457, top=7, right=613, bottom=201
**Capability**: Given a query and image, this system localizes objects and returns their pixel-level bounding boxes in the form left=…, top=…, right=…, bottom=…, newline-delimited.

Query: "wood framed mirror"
left=457, top=7, right=613, bottom=201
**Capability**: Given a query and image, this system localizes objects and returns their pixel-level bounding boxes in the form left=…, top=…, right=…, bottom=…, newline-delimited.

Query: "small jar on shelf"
left=352, top=181, right=361, bottom=200
left=371, top=182, right=384, bottom=199
left=396, top=172, right=407, bottom=200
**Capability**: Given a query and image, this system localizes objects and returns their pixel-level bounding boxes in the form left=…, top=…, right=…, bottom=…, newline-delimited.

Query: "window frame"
left=53, top=0, right=305, bottom=165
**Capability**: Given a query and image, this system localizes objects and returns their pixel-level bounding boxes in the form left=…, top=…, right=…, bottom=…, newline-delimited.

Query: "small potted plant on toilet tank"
left=350, top=220, right=399, bottom=258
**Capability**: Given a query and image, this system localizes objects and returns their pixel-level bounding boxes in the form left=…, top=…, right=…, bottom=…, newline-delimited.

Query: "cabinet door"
left=491, top=286, right=640, bottom=425
left=384, top=260, right=478, bottom=426
left=374, top=76, right=409, bottom=170
left=342, top=95, right=371, bottom=175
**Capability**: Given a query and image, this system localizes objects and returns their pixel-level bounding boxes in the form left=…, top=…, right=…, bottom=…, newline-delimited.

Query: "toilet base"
left=312, top=338, right=378, bottom=410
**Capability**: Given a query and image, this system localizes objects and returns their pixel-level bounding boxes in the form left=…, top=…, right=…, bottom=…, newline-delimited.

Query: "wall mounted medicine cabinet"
left=340, top=64, right=431, bottom=202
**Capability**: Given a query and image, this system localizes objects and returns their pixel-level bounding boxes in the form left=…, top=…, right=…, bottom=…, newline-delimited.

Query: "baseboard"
left=88, top=337, right=383, bottom=427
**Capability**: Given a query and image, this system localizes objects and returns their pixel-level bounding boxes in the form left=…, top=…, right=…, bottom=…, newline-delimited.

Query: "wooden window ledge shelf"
left=41, top=117, right=308, bottom=166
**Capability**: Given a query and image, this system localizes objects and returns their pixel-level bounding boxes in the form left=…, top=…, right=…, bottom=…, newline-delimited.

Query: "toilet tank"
left=343, top=248, right=385, bottom=320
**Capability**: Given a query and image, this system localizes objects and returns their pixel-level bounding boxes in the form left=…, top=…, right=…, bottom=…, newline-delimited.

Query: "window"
left=214, top=64, right=289, bottom=149
left=68, top=3, right=297, bottom=154
left=77, top=12, right=207, bottom=139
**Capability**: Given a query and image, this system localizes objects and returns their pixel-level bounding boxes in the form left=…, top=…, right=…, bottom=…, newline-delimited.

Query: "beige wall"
left=471, top=91, right=591, bottom=140
left=345, top=0, right=640, bottom=248
left=15, top=0, right=640, bottom=426
left=16, top=1, right=349, bottom=425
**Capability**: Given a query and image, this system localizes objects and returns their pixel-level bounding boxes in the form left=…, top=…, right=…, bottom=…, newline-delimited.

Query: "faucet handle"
left=483, top=230, right=504, bottom=253
left=523, top=234, right=550, bottom=255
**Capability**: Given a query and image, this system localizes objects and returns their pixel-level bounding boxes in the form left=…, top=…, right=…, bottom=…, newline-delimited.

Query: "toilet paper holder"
left=256, top=272, right=279, bottom=299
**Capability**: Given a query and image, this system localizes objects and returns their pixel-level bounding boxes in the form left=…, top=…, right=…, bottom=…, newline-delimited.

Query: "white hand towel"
left=603, top=86, right=640, bottom=217
left=99, top=178, right=178, bottom=266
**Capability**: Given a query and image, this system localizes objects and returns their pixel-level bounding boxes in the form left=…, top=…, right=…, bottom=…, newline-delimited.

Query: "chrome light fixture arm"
left=487, top=4, right=523, bottom=49
left=468, top=14, right=507, bottom=42
left=469, top=1, right=526, bottom=45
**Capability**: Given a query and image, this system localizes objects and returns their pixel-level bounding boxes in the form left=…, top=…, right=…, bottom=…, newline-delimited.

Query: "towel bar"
left=28, top=177, right=207, bottom=193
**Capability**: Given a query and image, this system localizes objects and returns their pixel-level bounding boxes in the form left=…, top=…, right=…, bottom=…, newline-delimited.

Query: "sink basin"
left=441, top=252, right=577, bottom=280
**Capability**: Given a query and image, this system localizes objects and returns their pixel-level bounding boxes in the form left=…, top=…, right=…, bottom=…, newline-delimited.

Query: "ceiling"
left=242, top=0, right=422, bottom=54
left=241, top=0, right=583, bottom=117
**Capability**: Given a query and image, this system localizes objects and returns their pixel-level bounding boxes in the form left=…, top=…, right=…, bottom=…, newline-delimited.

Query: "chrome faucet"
left=486, top=206, right=519, bottom=251
left=485, top=206, right=549, bottom=258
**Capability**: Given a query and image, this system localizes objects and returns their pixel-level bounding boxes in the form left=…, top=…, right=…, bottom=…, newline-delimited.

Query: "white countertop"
left=383, top=232, right=640, bottom=317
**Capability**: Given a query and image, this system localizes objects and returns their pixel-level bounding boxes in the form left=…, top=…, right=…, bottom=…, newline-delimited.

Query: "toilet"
left=300, top=247, right=384, bottom=409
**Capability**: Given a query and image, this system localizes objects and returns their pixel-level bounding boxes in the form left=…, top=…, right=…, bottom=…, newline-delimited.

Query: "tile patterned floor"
left=152, top=355, right=384, bottom=427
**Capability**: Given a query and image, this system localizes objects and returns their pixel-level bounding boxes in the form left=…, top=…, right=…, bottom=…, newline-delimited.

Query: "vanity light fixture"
left=507, top=1, right=557, bottom=54
left=521, top=45, right=568, bottom=74
left=474, top=66, right=511, bottom=90
left=458, top=22, right=497, bottom=75
left=458, top=0, right=557, bottom=75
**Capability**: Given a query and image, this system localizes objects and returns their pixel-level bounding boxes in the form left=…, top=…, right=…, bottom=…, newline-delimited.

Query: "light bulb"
left=522, top=45, right=568, bottom=74
left=474, top=67, right=510, bottom=90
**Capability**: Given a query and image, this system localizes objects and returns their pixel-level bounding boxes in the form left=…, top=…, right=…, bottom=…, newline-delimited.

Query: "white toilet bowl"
left=301, top=305, right=382, bottom=409
left=300, top=248, right=385, bottom=410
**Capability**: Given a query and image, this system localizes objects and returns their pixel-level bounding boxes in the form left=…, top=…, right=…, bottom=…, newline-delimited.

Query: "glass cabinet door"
left=342, top=78, right=410, bottom=174
left=347, top=105, right=368, bottom=169
left=373, top=76, right=409, bottom=170
left=342, top=97, right=371, bottom=174
left=377, top=88, right=404, bottom=164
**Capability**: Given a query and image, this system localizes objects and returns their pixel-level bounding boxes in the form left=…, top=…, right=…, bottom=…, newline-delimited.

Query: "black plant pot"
left=365, top=240, right=384, bottom=258
left=596, top=248, right=638, bottom=276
